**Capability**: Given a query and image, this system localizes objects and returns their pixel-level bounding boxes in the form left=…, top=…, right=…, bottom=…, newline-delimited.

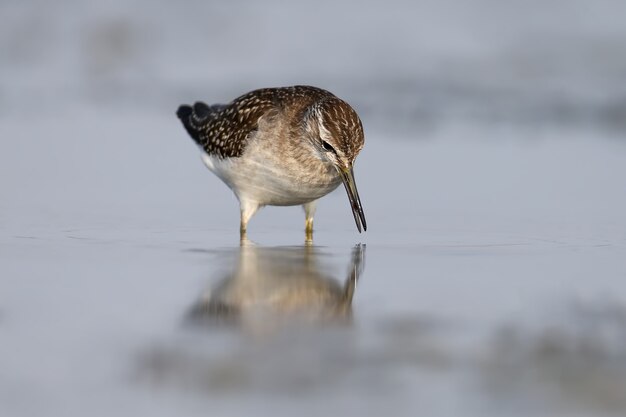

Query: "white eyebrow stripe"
left=316, top=111, right=332, bottom=142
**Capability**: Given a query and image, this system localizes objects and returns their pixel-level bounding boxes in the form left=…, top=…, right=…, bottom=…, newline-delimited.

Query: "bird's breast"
left=202, top=147, right=341, bottom=206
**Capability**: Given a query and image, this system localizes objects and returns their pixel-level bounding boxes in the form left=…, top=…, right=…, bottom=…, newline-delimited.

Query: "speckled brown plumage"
left=176, top=85, right=360, bottom=159
left=305, top=95, right=365, bottom=161
left=175, top=85, right=367, bottom=237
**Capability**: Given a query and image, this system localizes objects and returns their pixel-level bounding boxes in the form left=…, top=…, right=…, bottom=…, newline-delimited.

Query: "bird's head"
left=304, top=97, right=367, bottom=232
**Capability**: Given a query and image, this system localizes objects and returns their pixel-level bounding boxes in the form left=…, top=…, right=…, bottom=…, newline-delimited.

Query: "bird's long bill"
left=341, top=167, right=367, bottom=233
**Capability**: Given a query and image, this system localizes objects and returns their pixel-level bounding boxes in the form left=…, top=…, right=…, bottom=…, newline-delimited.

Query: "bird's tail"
left=176, top=102, right=225, bottom=146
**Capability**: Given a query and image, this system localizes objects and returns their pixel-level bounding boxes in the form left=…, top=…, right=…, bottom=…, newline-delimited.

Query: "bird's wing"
left=177, top=91, right=278, bottom=159
left=177, top=86, right=335, bottom=159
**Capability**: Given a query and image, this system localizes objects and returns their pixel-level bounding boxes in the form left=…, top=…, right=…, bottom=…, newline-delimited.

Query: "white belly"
left=201, top=152, right=341, bottom=206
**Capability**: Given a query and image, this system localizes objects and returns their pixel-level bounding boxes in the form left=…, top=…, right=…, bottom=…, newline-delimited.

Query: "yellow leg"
left=305, top=218, right=314, bottom=242
left=240, top=222, right=247, bottom=241
left=239, top=199, right=259, bottom=242
left=303, top=201, right=317, bottom=242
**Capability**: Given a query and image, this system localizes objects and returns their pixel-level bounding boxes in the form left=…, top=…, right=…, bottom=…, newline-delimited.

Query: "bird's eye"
left=321, top=140, right=336, bottom=153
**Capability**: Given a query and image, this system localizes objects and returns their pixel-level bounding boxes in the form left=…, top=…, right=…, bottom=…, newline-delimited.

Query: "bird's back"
left=176, top=86, right=335, bottom=159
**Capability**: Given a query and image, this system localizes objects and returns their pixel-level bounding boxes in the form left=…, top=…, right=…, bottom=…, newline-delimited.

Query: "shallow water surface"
left=2, top=112, right=626, bottom=416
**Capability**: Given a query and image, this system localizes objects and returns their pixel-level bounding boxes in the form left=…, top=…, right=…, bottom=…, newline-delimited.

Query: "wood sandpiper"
left=176, top=85, right=366, bottom=240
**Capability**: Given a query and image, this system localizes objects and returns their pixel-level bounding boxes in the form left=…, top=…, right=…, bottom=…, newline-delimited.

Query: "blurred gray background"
left=3, top=0, right=626, bottom=132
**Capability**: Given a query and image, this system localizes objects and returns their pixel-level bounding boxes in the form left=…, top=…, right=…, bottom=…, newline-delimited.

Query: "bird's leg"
left=239, top=222, right=247, bottom=241
left=304, top=220, right=313, bottom=243
left=239, top=200, right=259, bottom=241
left=303, top=201, right=317, bottom=242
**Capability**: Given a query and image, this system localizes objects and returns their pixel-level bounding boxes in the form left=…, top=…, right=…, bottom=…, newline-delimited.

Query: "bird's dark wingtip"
left=176, top=104, right=202, bottom=144
left=193, top=102, right=211, bottom=119
left=176, top=105, right=192, bottom=120
left=176, top=100, right=225, bottom=147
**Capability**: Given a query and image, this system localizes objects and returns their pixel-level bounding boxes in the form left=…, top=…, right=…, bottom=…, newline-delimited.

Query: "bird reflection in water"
left=186, top=244, right=365, bottom=329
